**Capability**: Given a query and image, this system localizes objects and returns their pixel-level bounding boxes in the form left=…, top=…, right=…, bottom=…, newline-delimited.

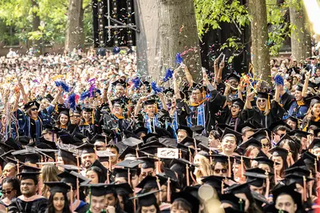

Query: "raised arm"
left=173, top=67, right=182, bottom=99
left=134, top=96, right=146, bottom=117
left=157, top=93, right=168, bottom=111
left=181, top=63, right=194, bottom=86
left=302, top=71, right=310, bottom=97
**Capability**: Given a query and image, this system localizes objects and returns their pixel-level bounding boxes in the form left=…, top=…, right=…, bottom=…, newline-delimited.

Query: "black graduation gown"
left=241, top=100, right=285, bottom=128
left=280, top=92, right=294, bottom=111
left=176, top=90, right=226, bottom=132
left=217, top=106, right=243, bottom=129
left=8, top=196, right=47, bottom=213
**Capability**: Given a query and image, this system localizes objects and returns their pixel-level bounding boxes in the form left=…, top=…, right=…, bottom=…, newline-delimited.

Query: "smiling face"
left=256, top=98, right=267, bottom=109
left=273, top=156, right=283, bottom=171
left=59, top=114, right=69, bottom=126
left=221, top=135, right=237, bottom=155
left=231, top=103, right=241, bottom=117
left=312, top=103, right=320, bottom=117
left=275, top=194, right=297, bottom=213
left=53, top=192, right=65, bottom=212
left=294, top=90, right=303, bottom=101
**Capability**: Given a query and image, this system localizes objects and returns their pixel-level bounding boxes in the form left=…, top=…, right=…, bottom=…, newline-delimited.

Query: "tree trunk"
left=135, top=0, right=202, bottom=82
left=65, top=0, right=85, bottom=51
left=289, top=0, right=311, bottom=61
left=31, top=0, right=41, bottom=55
left=248, top=0, right=270, bottom=83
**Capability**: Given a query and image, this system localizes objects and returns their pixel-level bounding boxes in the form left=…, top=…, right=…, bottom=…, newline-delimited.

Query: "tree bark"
left=289, top=0, right=311, bottom=61
left=31, top=0, right=41, bottom=55
left=135, top=0, right=202, bottom=82
left=248, top=0, right=270, bottom=83
left=65, top=0, right=85, bottom=51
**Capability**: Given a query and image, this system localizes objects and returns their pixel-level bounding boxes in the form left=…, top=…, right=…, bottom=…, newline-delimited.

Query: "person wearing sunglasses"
left=0, top=177, right=21, bottom=208
left=242, top=89, right=285, bottom=128
left=211, top=155, right=229, bottom=178
left=218, top=98, right=244, bottom=130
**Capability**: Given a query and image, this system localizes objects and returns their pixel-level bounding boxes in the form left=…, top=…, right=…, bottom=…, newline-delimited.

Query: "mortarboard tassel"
left=128, top=168, right=131, bottom=187
left=315, top=157, right=318, bottom=174
left=309, top=172, right=313, bottom=198
left=135, top=147, right=139, bottom=158
left=228, top=156, right=231, bottom=178
left=193, top=139, right=198, bottom=155
left=167, top=178, right=171, bottom=203
left=76, top=154, right=80, bottom=201
left=17, top=160, right=19, bottom=174
left=209, top=150, right=212, bottom=164
left=265, top=171, right=270, bottom=199
left=186, top=164, right=190, bottom=186
left=188, top=148, right=192, bottom=163
left=221, top=181, right=224, bottom=194
left=69, top=184, right=74, bottom=212
left=107, top=170, right=110, bottom=184
left=156, top=176, right=162, bottom=202
left=274, top=165, right=277, bottom=184
left=241, top=156, right=244, bottom=178
left=303, top=176, right=307, bottom=202
left=239, top=198, right=243, bottom=211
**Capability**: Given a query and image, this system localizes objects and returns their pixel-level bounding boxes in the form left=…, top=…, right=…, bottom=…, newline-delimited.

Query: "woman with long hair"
left=44, top=182, right=72, bottom=213
left=55, top=111, right=70, bottom=130
left=269, top=146, right=288, bottom=182
left=302, top=97, right=320, bottom=131
left=0, top=177, right=21, bottom=207
left=40, top=164, right=60, bottom=198
left=193, top=153, right=212, bottom=184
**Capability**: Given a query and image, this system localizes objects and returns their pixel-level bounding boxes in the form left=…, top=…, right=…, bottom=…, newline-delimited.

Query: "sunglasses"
left=72, top=115, right=81, bottom=118
left=262, top=143, right=270, bottom=148
left=231, top=105, right=240, bottom=109
left=2, top=189, right=13, bottom=195
left=30, top=108, right=38, bottom=111
left=257, top=99, right=266, bottom=103
left=214, top=169, right=227, bottom=174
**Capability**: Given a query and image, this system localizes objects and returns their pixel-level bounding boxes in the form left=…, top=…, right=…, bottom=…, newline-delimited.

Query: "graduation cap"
left=177, top=125, right=193, bottom=137
left=5, top=138, right=22, bottom=150
left=234, top=155, right=251, bottom=168
left=115, top=159, right=143, bottom=169
left=308, top=138, right=320, bottom=149
left=190, top=125, right=204, bottom=135
left=77, top=143, right=95, bottom=154
left=268, top=146, right=288, bottom=160
left=44, top=181, right=71, bottom=194
left=133, top=127, right=148, bottom=136
left=249, top=128, right=270, bottom=141
left=17, top=164, right=41, bottom=177
left=286, top=116, right=299, bottom=126
left=130, top=190, right=160, bottom=208
left=268, top=120, right=291, bottom=132
left=82, top=107, right=93, bottom=113
left=44, top=94, right=54, bottom=102
left=285, top=166, right=310, bottom=177
left=221, top=128, right=242, bottom=144
left=82, top=183, right=108, bottom=197
left=238, top=138, right=262, bottom=150
left=58, top=131, right=82, bottom=145
left=143, top=95, right=158, bottom=105
left=90, top=134, right=106, bottom=144
left=295, top=84, right=303, bottom=92
left=257, top=92, right=272, bottom=100
left=138, top=157, right=157, bottom=169
left=38, top=137, right=56, bottom=149
left=253, top=151, right=274, bottom=168
left=122, top=137, right=144, bottom=147
left=58, top=170, right=90, bottom=190
left=24, top=100, right=40, bottom=110
left=136, top=175, right=165, bottom=190
left=211, top=154, right=234, bottom=163
left=114, top=183, right=133, bottom=195
left=171, top=191, right=200, bottom=213
left=284, top=174, right=314, bottom=186
left=306, top=95, right=320, bottom=106
left=231, top=98, right=244, bottom=109
left=225, top=73, right=240, bottom=82
left=244, top=168, right=268, bottom=187
left=201, top=175, right=229, bottom=193
left=58, top=148, right=77, bottom=165
left=12, top=151, right=41, bottom=164
left=288, top=130, right=309, bottom=138
left=15, top=136, right=32, bottom=147
left=111, top=98, right=128, bottom=108
left=219, top=193, right=244, bottom=211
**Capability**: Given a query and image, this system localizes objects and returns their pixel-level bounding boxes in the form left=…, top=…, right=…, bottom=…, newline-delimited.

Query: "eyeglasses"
left=214, top=168, right=227, bottom=174
left=257, top=99, right=266, bottom=103
left=2, top=189, right=13, bottom=194
left=262, top=143, right=270, bottom=148
left=231, top=105, right=240, bottom=109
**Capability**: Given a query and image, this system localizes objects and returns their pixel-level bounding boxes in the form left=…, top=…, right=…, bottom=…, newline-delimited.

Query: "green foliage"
left=194, top=0, right=250, bottom=61
left=0, top=0, right=93, bottom=45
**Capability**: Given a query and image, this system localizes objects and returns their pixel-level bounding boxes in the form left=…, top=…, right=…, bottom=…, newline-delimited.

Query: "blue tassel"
left=55, top=81, right=70, bottom=92
left=163, top=68, right=174, bottom=82
left=151, top=81, right=163, bottom=94
left=274, top=75, right=284, bottom=86
left=175, top=53, right=183, bottom=64
left=68, top=93, right=76, bottom=110
left=131, top=77, right=141, bottom=89
left=205, top=93, right=211, bottom=99
left=80, top=91, right=90, bottom=101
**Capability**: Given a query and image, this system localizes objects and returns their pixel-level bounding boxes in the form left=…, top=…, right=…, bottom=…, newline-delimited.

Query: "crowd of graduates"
left=0, top=48, right=320, bottom=213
